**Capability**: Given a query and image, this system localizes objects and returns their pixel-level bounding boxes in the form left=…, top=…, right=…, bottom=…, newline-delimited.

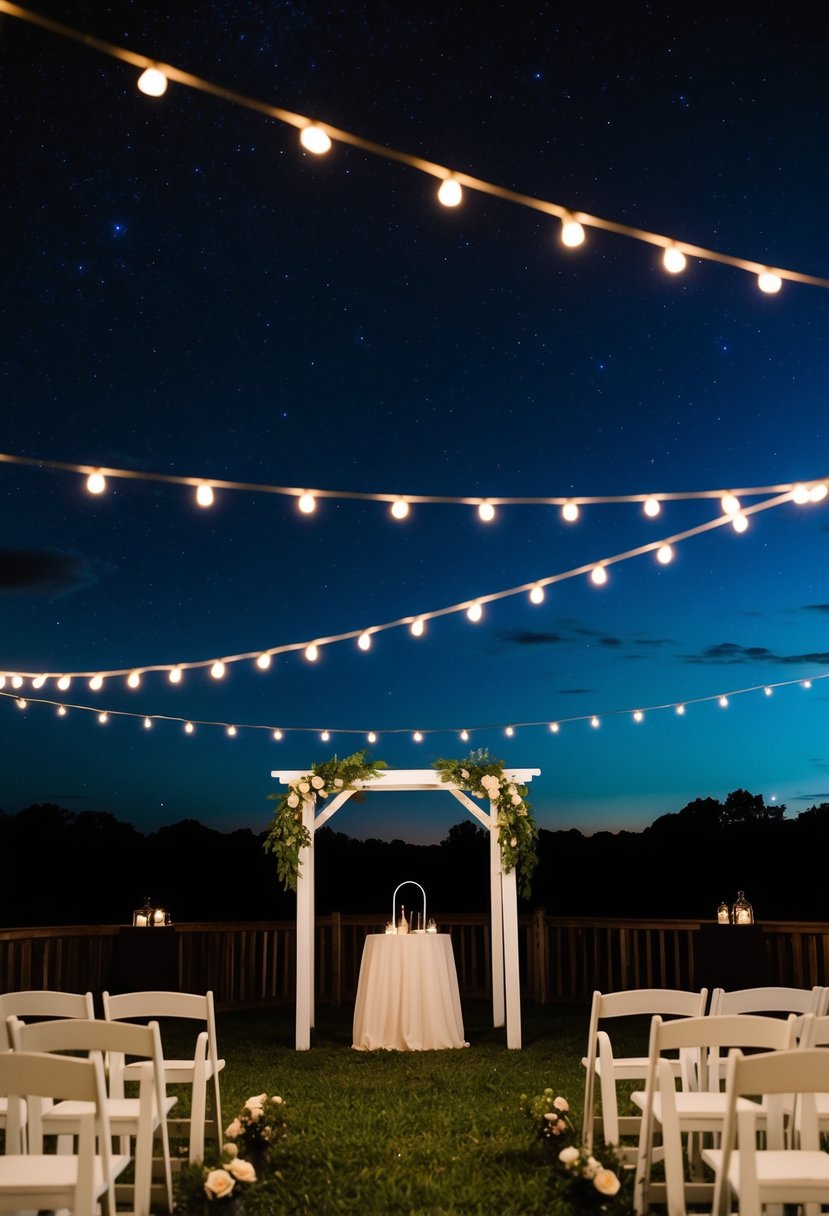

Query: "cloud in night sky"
left=685, top=642, right=829, bottom=666
left=0, top=548, right=107, bottom=596
left=498, top=629, right=565, bottom=646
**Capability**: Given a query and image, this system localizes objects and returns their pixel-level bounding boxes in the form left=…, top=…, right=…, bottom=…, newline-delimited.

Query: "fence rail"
left=4, top=915, right=829, bottom=1008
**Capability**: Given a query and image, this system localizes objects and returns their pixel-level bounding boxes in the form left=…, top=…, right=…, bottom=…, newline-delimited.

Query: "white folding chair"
left=581, top=987, right=708, bottom=1157
left=704, top=1046, right=829, bottom=1216
left=0, top=988, right=94, bottom=1147
left=9, top=1015, right=176, bottom=1216
left=631, top=1012, right=797, bottom=1215
left=709, top=984, right=828, bottom=1017
left=103, top=988, right=224, bottom=1163
left=0, top=1048, right=128, bottom=1215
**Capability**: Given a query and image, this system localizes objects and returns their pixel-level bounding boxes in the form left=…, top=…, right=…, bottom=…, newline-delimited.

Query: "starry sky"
left=1, top=1, right=828, bottom=844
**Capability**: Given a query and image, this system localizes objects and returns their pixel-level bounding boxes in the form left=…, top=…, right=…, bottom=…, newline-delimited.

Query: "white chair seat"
left=125, top=1055, right=226, bottom=1082
left=704, top=1147, right=829, bottom=1197
left=44, top=1093, right=178, bottom=1124
left=633, top=1089, right=763, bottom=1129
left=0, top=1150, right=130, bottom=1191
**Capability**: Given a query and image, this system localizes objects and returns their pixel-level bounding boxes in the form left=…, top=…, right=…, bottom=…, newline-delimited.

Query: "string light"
left=560, top=213, right=586, bottom=248
left=505, top=725, right=514, bottom=737
left=58, top=705, right=67, bottom=717
left=410, top=618, right=425, bottom=637
left=144, top=716, right=152, bottom=728
left=358, top=631, right=372, bottom=651
left=561, top=501, right=580, bottom=522
left=300, top=124, right=332, bottom=154
left=185, top=721, right=194, bottom=733
left=633, top=710, right=644, bottom=723
left=731, top=513, right=749, bottom=533
left=305, top=644, right=319, bottom=662
left=529, top=585, right=545, bottom=604
left=466, top=601, right=483, bottom=622
left=298, top=492, right=316, bottom=514
left=758, top=270, right=783, bottom=294
left=460, top=729, right=469, bottom=742
left=719, top=696, right=729, bottom=708
left=321, top=730, right=330, bottom=742
left=227, top=725, right=237, bottom=736
left=675, top=704, right=685, bottom=715
left=477, top=501, right=496, bottom=522
left=413, top=730, right=423, bottom=742
left=273, top=729, right=283, bottom=740
left=98, top=712, right=108, bottom=724
left=17, top=698, right=27, bottom=709
left=390, top=498, right=410, bottom=520
left=210, top=661, right=226, bottom=679
left=721, top=494, right=741, bottom=515
left=127, top=671, right=141, bottom=689
left=196, top=483, right=214, bottom=507
left=644, top=496, right=661, bottom=517
left=802, top=679, right=812, bottom=689
left=662, top=245, right=687, bottom=274
left=58, top=676, right=71, bottom=691
left=136, top=66, right=168, bottom=96
left=86, top=471, right=106, bottom=495
left=549, top=722, right=559, bottom=733
left=810, top=484, right=828, bottom=502
left=256, top=653, right=272, bottom=670
left=367, top=731, right=377, bottom=743
left=656, top=543, right=673, bottom=565
left=168, top=667, right=182, bottom=684
left=31, top=675, right=46, bottom=689
left=437, top=178, right=462, bottom=207
left=764, top=686, right=772, bottom=696
left=89, top=675, right=103, bottom=691
left=590, top=565, right=608, bottom=586
left=591, top=716, right=600, bottom=728
left=0, top=677, right=5, bottom=689
left=11, top=677, right=23, bottom=689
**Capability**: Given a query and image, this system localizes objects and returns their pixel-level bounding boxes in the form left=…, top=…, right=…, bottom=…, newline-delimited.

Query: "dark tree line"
left=1, top=790, right=827, bottom=928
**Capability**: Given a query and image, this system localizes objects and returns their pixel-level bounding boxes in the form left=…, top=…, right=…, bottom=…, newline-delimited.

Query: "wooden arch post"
left=271, top=767, right=540, bottom=1051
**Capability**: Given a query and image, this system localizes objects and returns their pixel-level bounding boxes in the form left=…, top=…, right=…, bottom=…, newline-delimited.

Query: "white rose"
left=460, top=768, right=469, bottom=779
left=225, top=1119, right=241, bottom=1139
left=584, top=1156, right=601, bottom=1178
left=334, top=778, right=343, bottom=787
left=318, top=789, right=328, bottom=799
left=480, top=774, right=493, bottom=788
left=490, top=783, right=501, bottom=796
left=228, top=1158, right=257, bottom=1183
left=553, top=1096, right=569, bottom=1112
left=510, top=837, right=517, bottom=847
left=353, top=778, right=363, bottom=788
left=594, top=1169, right=621, bottom=1196
left=271, top=1095, right=283, bottom=1105
left=311, top=775, right=324, bottom=789
left=222, top=1142, right=238, bottom=1157
left=287, top=794, right=299, bottom=808
left=508, top=785, right=517, bottom=795
left=559, top=1146, right=580, bottom=1166
left=204, top=1169, right=235, bottom=1199
left=299, top=781, right=310, bottom=794
left=511, top=794, right=522, bottom=806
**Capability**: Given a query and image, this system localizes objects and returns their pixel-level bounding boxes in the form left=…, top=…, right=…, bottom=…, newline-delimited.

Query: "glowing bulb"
left=300, top=124, right=332, bottom=154
left=127, top=671, right=141, bottom=689
left=477, top=501, right=496, bottom=522
left=185, top=721, right=194, bottom=734
left=210, top=661, right=226, bottom=680
left=590, top=566, right=608, bottom=586
left=719, top=696, right=729, bottom=708
left=758, top=270, right=782, bottom=294
left=31, top=675, right=46, bottom=689
left=227, top=725, right=237, bottom=737
left=169, top=667, right=182, bottom=684
left=86, top=471, right=106, bottom=495
left=505, top=726, right=514, bottom=737
left=792, top=484, right=810, bottom=504
left=549, top=722, right=559, bottom=733
left=731, top=513, right=749, bottom=533
left=437, top=178, right=462, bottom=207
left=803, top=679, right=812, bottom=689
left=0, top=676, right=5, bottom=689
left=196, top=483, right=214, bottom=508
left=321, top=730, right=330, bottom=742
left=656, top=544, right=673, bottom=565
left=662, top=245, right=686, bottom=274
left=721, top=494, right=741, bottom=515
left=591, top=716, right=600, bottom=728
left=810, top=483, right=828, bottom=502
left=298, top=492, right=316, bottom=514
left=273, top=729, right=283, bottom=741
left=529, top=585, right=545, bottom=605
left=466, top=601, right=483, bottom=622
left=560, top=214, right=585, bottom=247
left=137, top=67, right=168, bottom=97
left=12, top=676, right=23, bottom=689
left=98, top=712, right=108, bottom=725
left=17, top=698, right=27, bottom=709
left=676, top=704, right=685, bottom=715
left=633, top=710, right=644, bottom=723
left=144, top=716, right=152, bottom=729
left=644, top=496, right=661, bottom=517
left=58, top=705, right=67, bottom=717
left=89, top=675, right=103, bottom=691
left=460, top=729, right=469, bottom=742
left=390, top=499, right=410, bottom=520
left=413, top=730, right=423, bottom=742
left=58, top=675, right=70, bottom=691
left=367, top=731, right=377, bottom=743
left=256, top=653, right=272, bottom=670
left=561, top=501, right=579, bottom=523
left=764, top=686, right=773, bottom=696
left=305, top=643, right=319, bottom=662
left=410, top=618, right=425, bottom=637
left=358, top=631, right=372, bottom=651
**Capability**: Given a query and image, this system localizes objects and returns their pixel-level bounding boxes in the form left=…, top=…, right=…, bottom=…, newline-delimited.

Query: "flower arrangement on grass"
left=224, top=1091, right=288, bottom=1171
left=434, top=749, right=538, bottom=897
left=263, top=750, right=387, bottom=890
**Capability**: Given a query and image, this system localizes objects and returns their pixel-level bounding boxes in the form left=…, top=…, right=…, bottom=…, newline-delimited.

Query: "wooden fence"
left=4, top=915, right=829, bottom=1009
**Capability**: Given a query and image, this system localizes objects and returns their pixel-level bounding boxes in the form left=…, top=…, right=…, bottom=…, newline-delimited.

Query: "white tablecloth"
left=352, top=933, right=468, bottom=1051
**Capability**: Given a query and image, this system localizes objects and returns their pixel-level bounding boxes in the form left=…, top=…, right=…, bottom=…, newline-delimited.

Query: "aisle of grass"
left=172, top=999, right=648, bottom=1216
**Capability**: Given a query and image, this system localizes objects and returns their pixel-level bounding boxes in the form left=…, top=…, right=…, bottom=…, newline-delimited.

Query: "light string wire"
left=2, top=670, right=827, bottom=741
left=0, top=487, right=815, bottom=684
left=1, top=0, right=829, bottom=293
left=0, top=450, right=825, bottom=512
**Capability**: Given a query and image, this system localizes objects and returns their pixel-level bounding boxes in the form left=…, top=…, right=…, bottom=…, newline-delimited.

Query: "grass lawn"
left=169, top=998, right=649, bottom=1216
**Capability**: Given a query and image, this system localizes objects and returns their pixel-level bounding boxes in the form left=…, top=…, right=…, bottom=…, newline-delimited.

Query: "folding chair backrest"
left=0, top=990, right=94, bottom=1050
left=709, top=984, right=827, bottom=1017
left=647, top=1012, right=796, bottom=1093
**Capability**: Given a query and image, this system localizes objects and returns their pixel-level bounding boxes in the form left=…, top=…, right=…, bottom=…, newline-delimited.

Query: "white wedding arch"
left=271, top=766, right=540, bottom=1050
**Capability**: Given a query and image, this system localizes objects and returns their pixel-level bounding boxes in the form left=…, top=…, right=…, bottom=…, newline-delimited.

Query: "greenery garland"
left=263, top=750, right=387, bottom=891
left=433, top=749, right=538, bottom=899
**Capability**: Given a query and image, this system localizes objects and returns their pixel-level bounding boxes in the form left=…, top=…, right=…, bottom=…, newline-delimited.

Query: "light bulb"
left=721, top=494, right=741, bottom=515
left=758, top=270, right=782, bottom=294
left=460, top=729, right=469, bottom=742
left=466, top=602, right=483, bottom=622
left=590, top=566, right=608, bottom=586
left=591, top=716, right=600, bottom=728
left=764, top=686, right=773, bottom=696
left=300, top=124, right=332, bottom=155
left=127, top=671, right=141, bottom=689
left=560, top=214, right=585, bottom=247
left=662, top=245, right=686, bottom=274
left=305, top=643, right=318, bottom=662
left=644, top=496, right=661, bottom=517
left=792, top=484, right=810, bottom=504
left=58, top=675, right=71, bottom=691
left=561, top=501, right=579, bottom=523
left=137, top=67, right=168, bottom=97
left=410, top=617, right=425, bottom=637
left=169, top=667, right=182, bottom=684
left=633, top=710, right=644, bottom=723
left=58, top=705, right=67, bottom=717
left=31, top=675, right=46, bottom=689
left=210, top=661, right=226, bottom=680
left=227, top=725, right=237, bottom=737
left=731, top=513, right=749, bottom=533
left=529, top=585, right=545, bottom=605
left=505, top=726, right=514, bottom=737
left=98, top=712, right=108, bottom=725
left=549, top=722, right=559, bottom=733
left=676, top=704, right=685, bottom=715
left=196, top=483, right=214, bottom=508
left=810, top=483, right=828, bottom=502
left=719, top=695, right=729, bottom=708
left=298, top=492, right=316, bottom=514
left=367, top=731, right=377, bottom=743
left=477, top=501, right=496, bottom=522
left=144, top=716, right=152, bottom=729
left=413, top=730, right=423, bottom=742
left=0, top=676, right=5, bottom=689
left=321, top=730, right=330, bottom=742
left=256, top=653, right=272, bottom=670
left=390, top=499, right=410, bottom=520
left=17, top=698, right=27, bottom=709
left=437, top=178, right=462, bottom=207
left=11, top=676, right=23, bottom=689
left=273, top=729, right=283, bottom=741
left=656, top=543, right=673, bottom=565
left=89, top=675, right=103, bottom=691
left=185, top=721, right=194, bottom=733
left=358, top=631, right=372, bottom=651
left=803, top=679, right=812, bottom=689
left=86, top=471, right=106, bottom=495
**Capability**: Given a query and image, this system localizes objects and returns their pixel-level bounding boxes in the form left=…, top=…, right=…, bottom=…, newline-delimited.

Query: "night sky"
left=1, top=2, right=828, bottom=844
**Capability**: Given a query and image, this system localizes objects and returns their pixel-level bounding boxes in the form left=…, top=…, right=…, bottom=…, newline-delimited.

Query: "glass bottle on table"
left=398, top=904, right=409, bottom=934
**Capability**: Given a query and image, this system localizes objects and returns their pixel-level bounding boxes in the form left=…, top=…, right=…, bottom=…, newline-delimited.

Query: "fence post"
left=532, top=908, right=548, bottom=1004
left=331, top=911, right=342, bottom=1007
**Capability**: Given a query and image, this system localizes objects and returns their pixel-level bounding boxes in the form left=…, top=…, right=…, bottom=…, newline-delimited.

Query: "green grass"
left=166, top=1000, right=651, bottom=1216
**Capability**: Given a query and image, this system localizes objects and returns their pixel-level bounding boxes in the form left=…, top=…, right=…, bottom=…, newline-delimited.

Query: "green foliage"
left=263, top=751, right=387, bottom=892
left=433, top=749, right=539, bottom=899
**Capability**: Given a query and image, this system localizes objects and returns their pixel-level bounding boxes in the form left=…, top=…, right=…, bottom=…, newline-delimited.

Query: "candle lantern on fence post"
left=731, top=890, right=754, bottom=925
left=132, top=895, right=172, bottom=927
left=717, top=900, right=730, bottom=924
